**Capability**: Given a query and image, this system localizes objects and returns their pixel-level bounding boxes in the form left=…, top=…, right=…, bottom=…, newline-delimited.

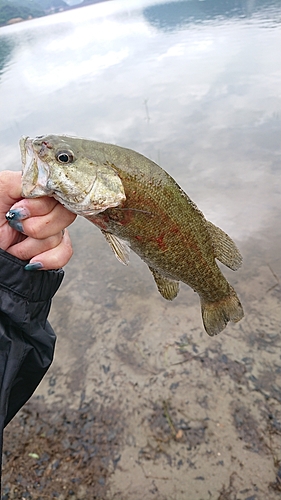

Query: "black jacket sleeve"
left=0, top=248, right=64, bottom=485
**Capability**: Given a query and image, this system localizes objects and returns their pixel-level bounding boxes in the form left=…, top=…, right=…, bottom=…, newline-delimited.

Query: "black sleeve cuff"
left=0, top=248, right=64, bottom=325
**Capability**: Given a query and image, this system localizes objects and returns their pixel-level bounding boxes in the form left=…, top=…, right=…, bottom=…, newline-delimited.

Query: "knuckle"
left=14, top=247, right=30, bottom=261
left=26, top=221, right=51, bottom=239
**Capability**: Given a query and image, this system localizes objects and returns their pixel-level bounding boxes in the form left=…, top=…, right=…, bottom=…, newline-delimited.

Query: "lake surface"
left=0, top=0, right=280, bottom=240
left=1, top=1, right=281, bottom=499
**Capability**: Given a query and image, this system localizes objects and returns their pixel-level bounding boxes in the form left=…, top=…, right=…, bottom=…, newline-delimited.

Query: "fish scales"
left=90, top=173, right=228, bottom=301
left=20, top=135, right=244, bottom=336
left=85, top=145, right=229, bottom=300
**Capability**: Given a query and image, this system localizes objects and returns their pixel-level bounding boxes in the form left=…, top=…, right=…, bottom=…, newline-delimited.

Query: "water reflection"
left=0, top=37, right=14, bottom=76
left=0, top=0, right=280, bottom=241
left=144, top=0, right=281, bottom=31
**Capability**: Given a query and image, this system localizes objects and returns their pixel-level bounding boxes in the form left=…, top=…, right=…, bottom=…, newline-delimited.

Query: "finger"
left=25, top=229, right=73, bottom=270
left=8, top=196, right=58, bottom=220
left=6, top=232, right=63, bottom=261
left=0, top=222, right=26, bottom=252
left=9, top=202, right=76, bottom=239
left=0, top=171, right=22, bottom=211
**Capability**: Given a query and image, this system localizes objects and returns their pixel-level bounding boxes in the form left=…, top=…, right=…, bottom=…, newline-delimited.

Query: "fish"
left=20, top=134, right=244, bottom=336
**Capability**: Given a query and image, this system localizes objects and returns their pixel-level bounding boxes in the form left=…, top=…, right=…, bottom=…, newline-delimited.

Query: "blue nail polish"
left=6, top=208, right=30, bottom=221
left=7, top=219, right=24, bottom=233
left=25, top=262, right=43, bottom=271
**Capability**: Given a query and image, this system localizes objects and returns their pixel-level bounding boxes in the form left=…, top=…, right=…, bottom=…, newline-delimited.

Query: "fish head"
left=20, top=135, right=126, bottom=215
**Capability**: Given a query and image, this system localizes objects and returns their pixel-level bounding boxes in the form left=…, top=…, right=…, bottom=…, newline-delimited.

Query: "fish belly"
left=88, top=200, right=228, bottom=302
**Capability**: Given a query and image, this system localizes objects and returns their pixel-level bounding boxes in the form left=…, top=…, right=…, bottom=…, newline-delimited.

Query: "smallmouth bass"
left=20, top=135, right=244, bottom=336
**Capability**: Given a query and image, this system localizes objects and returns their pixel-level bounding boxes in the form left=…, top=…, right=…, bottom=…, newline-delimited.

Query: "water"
left=1, top=1, right=281, bottom=499
left=0, top=0, right=280, bottom=240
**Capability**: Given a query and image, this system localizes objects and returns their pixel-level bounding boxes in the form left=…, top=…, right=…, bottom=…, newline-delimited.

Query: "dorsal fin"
left=102, top=231, right=130, bottom=265
left=149, top=267, right=179, bottom=301
left=206, top=221, right=242, bottom=271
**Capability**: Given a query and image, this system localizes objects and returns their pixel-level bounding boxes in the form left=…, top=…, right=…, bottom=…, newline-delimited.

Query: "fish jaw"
left=21, top=136, right=52, bottom=197
left=20, top=135, right=126, bottom=216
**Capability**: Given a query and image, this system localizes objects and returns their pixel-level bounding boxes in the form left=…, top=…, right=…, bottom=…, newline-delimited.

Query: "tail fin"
left=201, top=286, right=244, bottom=336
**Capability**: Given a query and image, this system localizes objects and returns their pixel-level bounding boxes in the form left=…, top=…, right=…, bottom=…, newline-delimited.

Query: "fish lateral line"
left=109, top=207, right=155, bottom=216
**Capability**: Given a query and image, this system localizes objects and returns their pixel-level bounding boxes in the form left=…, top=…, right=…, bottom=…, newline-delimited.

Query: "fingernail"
left=7, top=219, right=24, bottom=233
left=24, top=262, right=44, bottom=271
left=6, top=207, right=30, bottom=221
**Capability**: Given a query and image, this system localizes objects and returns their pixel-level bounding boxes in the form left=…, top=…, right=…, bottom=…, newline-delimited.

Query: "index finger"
left=9, top=196, right=58, bottom=219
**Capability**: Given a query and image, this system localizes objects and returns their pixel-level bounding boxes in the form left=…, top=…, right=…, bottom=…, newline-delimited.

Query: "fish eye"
left=56, top=150, right=74, bottom=164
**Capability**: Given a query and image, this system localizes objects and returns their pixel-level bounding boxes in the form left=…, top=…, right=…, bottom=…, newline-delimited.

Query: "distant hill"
left=0, top=0, right=66, bottom=26
left=0, top=0, right=109, bottom=27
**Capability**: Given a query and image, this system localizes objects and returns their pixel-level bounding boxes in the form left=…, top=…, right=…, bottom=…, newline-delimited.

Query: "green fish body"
left=20, top=135, right=244, bottom=336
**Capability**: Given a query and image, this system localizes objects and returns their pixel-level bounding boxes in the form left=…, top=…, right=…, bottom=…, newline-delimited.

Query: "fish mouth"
left=21, top=136, right=53, bottom=198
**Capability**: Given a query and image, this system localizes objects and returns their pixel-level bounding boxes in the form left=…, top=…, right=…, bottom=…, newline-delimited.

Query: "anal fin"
left=149, top=267, right=179, bottom=301
left=102, top=231, right=130, bottom=265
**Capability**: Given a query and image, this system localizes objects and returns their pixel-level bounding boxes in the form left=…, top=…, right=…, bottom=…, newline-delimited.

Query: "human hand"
left=0, top=170, right=76, bottom=270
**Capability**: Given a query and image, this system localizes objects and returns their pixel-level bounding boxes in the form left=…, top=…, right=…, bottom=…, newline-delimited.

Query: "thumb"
left=0, top=171, right=22, bottom=210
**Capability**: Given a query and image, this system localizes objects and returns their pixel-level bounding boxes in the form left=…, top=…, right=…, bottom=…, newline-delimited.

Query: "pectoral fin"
left=149, top=267, right=179, bottom=300
left=102, top=231, right=130, bottom=265
left=206, top=221, right=242, bottom=271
